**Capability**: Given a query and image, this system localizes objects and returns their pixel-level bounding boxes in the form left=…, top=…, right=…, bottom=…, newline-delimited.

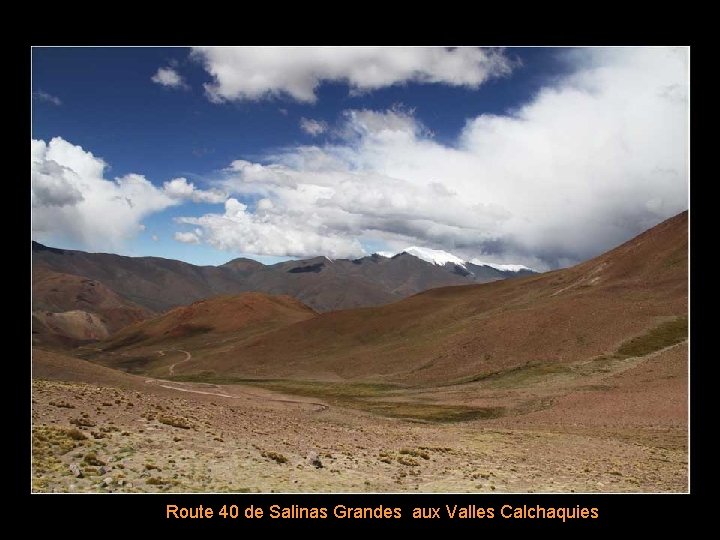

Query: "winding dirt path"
left=157, top=349, right=192, bottom=376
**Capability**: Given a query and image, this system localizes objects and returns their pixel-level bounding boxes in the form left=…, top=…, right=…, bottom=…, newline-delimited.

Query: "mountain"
left=94, top=211, right=686, bottom=385
left=31, top=241, right=534, bottom=319
left=32, top=266, right=151, bottom=347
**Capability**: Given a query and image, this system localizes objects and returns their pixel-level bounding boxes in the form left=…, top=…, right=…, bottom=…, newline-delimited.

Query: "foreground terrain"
left=32, top=341, right=686, bottom=493
left=31, top=212, right=688, bottom=493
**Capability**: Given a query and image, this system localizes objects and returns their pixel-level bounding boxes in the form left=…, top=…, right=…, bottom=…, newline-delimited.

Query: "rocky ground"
left=31, top=347, right=687, bottom=493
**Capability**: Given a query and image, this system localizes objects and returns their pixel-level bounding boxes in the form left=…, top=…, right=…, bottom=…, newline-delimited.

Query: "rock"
left=306, top=451, right=323, bottom=469
left=103, top=477, right=113, bottom=486
left=69, top=463, right=83, bottom=478
left=99, top=466, right=110, bottom=475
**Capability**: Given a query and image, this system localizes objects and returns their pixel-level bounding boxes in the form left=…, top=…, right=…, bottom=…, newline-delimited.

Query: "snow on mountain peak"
left=469, top=259, right=533, bottom=272
left=402, top=247, right=467, bottom=268
left=372, top=247, right=533, bottom=273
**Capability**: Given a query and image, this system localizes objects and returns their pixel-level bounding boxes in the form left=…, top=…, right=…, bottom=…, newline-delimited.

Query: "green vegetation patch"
left=615, top=316, right=688, bottom=358
left=32, top=425, right=87, bottom=491
left=360, top=402, right=505, bottom=423
left=169, top=372, right=499, bottom=423
left=169, top=372, right=400, bottom=397
left=447, top=362, right=572, bottom=389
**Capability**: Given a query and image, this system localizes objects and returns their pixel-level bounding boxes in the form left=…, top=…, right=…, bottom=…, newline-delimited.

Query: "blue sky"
left=31, top=47, right=688, bottom=269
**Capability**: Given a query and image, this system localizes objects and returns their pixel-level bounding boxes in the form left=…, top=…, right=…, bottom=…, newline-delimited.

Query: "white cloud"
left=31, top=137, right=178, bottom=250
left=178, top=47, right=688, bottom=268
left=34, top=90, right=62, bottom=106
left=163, top=177, right=227, bottom=204
left=299, top=117, right=328, bottom=136
left=151, top=234, right=159, bottom=242
left=191, top=46, right=514, bottom=103
left=174, top=230, right=202, bottom=244
left=151, top=67, right=187, bottom=89
left=177, top=198, right=363, bottom=258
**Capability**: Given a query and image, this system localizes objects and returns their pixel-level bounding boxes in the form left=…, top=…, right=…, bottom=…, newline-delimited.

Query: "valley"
left=31, top=212, right=689, bottom=493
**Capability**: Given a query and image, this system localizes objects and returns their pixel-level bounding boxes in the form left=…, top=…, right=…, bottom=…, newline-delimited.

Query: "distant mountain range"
left=31, top=241, right=534, bottom=346
left=92, top=211, right=688, bottom=385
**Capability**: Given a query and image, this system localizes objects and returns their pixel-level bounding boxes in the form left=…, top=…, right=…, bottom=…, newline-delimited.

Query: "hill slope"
left=32, top=267, right=152, bottom=347
left=101, top=211, right=686, bottom=384
left=92, top=292, right=317, bottom=375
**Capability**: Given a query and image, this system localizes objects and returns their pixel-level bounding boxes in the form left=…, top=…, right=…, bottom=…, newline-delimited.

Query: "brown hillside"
left=172, top=211, right=687, bottom=384
left=102, top=292, right=317, bottom=349
left=32, top=268, right=152, bottom=346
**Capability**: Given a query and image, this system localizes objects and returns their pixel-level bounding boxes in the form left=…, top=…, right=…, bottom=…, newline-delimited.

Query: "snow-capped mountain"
left=469, top=259, right=534, bottom=273
left=402, top=246, right=468, bottom=268
left=376, top=246, right=534, bottom=273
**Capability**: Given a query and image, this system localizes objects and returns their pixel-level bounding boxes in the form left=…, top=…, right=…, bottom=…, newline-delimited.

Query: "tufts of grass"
left=397, top=456, right=419, bottom=467
left=83, top=452, right=106, bottom=466
left=66, top=428, right=87, bottom=441
left=33, top=425, right=86, bottom=490
left=70, top=417, right=96, bottom=428
left=399, top=448, right=430, bottom=460
left=261, top=451, right=288, bottom=464
left=157, top=415, right=192, bottom=429
left=146, top=477, right=170, bottom=485
left=616, top=316, right=688, bottom=358
left=49, top=400, right=75, bottom=409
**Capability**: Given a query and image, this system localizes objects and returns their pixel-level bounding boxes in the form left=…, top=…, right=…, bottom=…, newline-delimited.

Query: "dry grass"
left=157, top=415, right=192, bottom=429
left=261, top=451, right=288, bottom=464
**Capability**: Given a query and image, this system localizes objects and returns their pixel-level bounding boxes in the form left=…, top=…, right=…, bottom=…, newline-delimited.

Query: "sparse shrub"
left=399, top=449, right=430, bottom=460
left=66, top=428, right=86, bottom=441
left=146, top=477, right=168, bottom=485
left=49, top=400, right=75, bottom=409
left=83, top=452, right=106, bottom=466
left=71, top=417, right=96, bottom=428
left=158, top=415, right=192, bottom=429
left=397, top=456, right=419, bottom=467
left=261, top=451, right=288, bottom=464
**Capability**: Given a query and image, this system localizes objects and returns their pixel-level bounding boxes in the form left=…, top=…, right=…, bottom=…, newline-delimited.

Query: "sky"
left=31, top=46, right=689, bottom=270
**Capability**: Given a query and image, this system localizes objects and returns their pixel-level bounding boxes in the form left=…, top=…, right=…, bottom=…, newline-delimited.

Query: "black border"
left=21, top=33, right=702, bottom=532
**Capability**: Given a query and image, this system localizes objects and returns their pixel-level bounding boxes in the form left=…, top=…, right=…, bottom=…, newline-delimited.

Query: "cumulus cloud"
left=174, top=230, right=203, bottom=244
left=163, top=177, right=227, bottom=204
left=177, top=198, right=363, bottom=258
left=191, top=46, right=514, bottom=103
left=31, top=137, right=178, bottom=250
left=33, top=90, right=62, bottom=106
left=299, top=117, right=328, bottom=136
left=151, top=67, right=187, bottom=89
left=178, top=47, right=688, bottom=268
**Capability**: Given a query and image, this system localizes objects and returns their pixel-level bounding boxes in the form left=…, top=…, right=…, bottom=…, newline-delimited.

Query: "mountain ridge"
left=93, top=211, right=686, bottom=385
left=32, top=240, right=534, bottom=319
